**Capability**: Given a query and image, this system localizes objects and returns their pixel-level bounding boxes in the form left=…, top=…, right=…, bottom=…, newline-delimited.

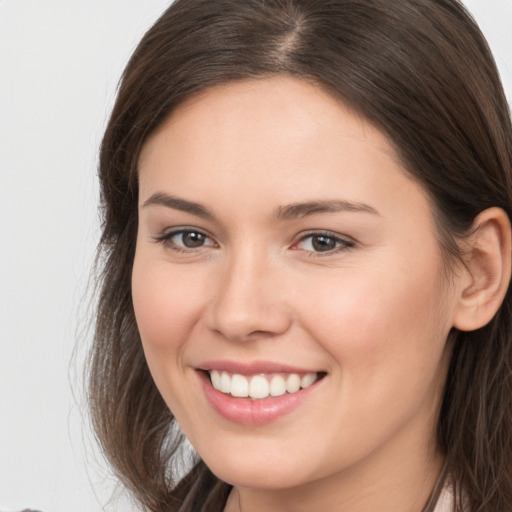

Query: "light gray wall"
left=1, top=1, right=511, bottom=511
left=0, top=2, right=170, bottom=511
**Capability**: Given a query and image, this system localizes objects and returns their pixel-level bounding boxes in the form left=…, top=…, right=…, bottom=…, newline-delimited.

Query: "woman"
left=88, top=0, right=512, bottom=510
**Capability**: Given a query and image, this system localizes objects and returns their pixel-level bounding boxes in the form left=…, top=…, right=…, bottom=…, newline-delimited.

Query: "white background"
left=1, top=1, right=511, bottom=511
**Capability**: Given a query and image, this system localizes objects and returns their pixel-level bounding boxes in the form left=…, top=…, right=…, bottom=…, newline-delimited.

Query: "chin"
left=211, top=463, right=309, bottom=490
left=198, top=444, right=323, bottom=491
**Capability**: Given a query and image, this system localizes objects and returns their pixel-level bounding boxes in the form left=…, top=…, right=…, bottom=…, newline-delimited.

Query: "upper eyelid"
left=291, top=231, right=356, bottom=253
left=153, top=227, right=216, bottom=246
left=153, top=227, right=355, bottom=249
left=294, top=230, right=355, bottom=243
left=156, top=226, right=212, bottom=238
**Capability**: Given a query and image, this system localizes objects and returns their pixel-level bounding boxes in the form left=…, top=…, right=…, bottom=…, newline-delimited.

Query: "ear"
left=453, top=207, right=512, bottom=332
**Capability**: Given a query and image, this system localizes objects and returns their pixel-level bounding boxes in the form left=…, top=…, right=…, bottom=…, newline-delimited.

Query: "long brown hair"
left=88, top=1, right=512, bottom=510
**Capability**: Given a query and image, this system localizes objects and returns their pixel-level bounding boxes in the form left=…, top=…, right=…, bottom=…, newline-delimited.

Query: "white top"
left=433, top=485, right=455, bottom=512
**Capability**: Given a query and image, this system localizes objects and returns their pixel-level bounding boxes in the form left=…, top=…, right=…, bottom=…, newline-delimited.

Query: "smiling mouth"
left=207, top=370, right=326, bottom=400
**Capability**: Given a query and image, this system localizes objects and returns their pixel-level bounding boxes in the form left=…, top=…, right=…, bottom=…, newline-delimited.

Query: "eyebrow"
left=142, top=192, right=379, bottom=221
left=273, top=199, right=380, bottom=221
left=142, top=193, right=215, bottom=219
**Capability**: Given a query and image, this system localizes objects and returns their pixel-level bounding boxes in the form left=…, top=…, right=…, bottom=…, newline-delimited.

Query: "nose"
left=204, top=248, right=292, bottom=342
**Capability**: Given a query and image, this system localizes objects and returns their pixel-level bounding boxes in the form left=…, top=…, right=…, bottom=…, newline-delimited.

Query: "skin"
left=132, top=77, right=470, bottom=511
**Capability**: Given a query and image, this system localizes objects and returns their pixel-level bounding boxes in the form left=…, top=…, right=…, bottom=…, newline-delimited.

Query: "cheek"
left=287, top=259, right=454, bottom=470
left=131, top=254, right=208, bottom=365
left=131, top=253, right=214, bottom=426
left=298, top=251, right=452, bottom=408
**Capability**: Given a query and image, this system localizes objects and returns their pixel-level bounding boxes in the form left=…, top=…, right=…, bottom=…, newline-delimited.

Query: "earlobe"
left=453, top=207, right=512, bottom=332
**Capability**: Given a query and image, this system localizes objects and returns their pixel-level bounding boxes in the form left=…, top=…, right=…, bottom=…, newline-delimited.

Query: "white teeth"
left=301, top=373, right=317, bottom=389
left=249, top=375, right=270, bottom=399
left=231, top=374, right=249, bottom=397
left=220, top=371, right=231, bottom=393
left=209, top=371, right=320, bottom=400
left=211, top=370, right=222, bottom=390
left=269, top=375, right=287, bottom=396
left=286, top=374, right=301, bottom=393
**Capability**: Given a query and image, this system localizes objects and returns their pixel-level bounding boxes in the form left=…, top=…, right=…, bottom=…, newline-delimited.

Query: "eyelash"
left=292, top=231, right=355, bottom=256
left=152, top=228, right=217, bottom=253
left=152, top=228, right=355, bottom=256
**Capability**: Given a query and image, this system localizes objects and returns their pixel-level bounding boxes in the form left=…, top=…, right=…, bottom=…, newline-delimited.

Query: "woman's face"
left=133, top=77, right=461, bottom=495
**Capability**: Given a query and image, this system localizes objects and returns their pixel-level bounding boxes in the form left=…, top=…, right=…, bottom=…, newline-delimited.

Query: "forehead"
left=139, top=76, right=400, bottom=171
left=137, top=77, right=431, bottom=228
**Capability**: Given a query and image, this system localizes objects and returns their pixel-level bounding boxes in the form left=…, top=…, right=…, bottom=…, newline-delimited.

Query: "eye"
left=174, top=231, right=212, bottom=248
left=293, top=232, right=354, bottom=253
left=154, top=228, right=216, bottom=251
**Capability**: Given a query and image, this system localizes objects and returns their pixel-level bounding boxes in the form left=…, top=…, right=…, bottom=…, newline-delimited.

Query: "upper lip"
left=196, top=360, right=323, bottom=375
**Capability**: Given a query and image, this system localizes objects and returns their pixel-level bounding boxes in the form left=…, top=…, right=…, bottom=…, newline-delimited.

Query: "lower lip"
left=198, top=371, right=321, bottom=426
